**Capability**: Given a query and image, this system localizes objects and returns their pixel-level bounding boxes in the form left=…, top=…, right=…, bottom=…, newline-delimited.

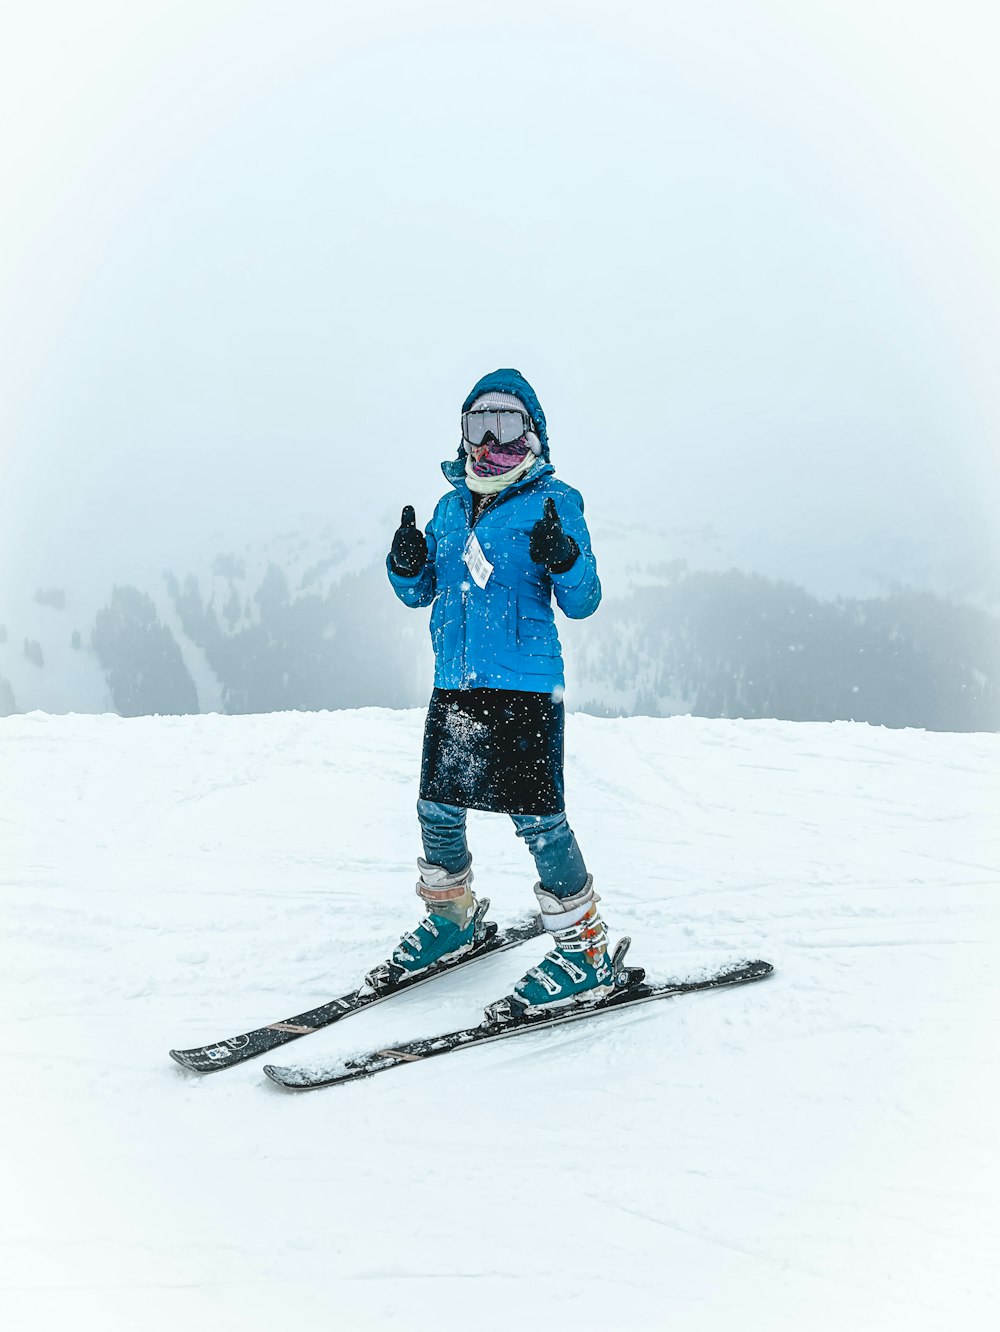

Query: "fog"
left=1, top=1, right=998, bottom=720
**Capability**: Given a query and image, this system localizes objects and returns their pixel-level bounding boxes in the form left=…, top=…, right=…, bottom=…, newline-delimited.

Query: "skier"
left=380, top=368, right=611, bottom=1014
left=169, top=379, right=773, bottom=1085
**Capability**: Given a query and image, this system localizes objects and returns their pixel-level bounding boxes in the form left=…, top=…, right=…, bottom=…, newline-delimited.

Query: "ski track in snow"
left=1, top=708, right=998, bottom=1331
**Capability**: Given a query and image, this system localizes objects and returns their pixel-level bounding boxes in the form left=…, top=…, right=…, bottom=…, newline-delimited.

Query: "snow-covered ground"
left=1, top=709, right=998, bottom=1331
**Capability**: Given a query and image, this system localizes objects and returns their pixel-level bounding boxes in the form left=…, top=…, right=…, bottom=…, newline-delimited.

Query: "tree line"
left=77, top=558, right=1000, bottom=731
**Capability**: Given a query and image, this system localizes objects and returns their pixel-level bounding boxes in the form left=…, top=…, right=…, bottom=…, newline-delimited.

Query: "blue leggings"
left=417, top=799, right=589, bottom=899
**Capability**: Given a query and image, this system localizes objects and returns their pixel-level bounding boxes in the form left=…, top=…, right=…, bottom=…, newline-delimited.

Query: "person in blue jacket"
left=378, top=368, right=611, bottom=1013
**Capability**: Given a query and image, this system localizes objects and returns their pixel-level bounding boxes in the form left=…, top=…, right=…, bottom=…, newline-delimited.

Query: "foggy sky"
left=1, top=0, right=998, bottom=609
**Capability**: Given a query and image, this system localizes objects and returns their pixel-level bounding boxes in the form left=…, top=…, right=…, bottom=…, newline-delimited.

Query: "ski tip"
left=683, top=959, right=773, bottom=986
left=169, top=1046, right=233, bottom=1074
left=169, top=1048, right=199, bottom=1070
left=263, top=1063, right=309, bottom=1090
left=729, top=959, right=773, bottom=982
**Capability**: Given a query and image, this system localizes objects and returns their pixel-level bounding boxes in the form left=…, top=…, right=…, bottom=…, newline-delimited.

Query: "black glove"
left=390, top=505, right=428, bottom=577
left=529, top=497, right=579, bottom=574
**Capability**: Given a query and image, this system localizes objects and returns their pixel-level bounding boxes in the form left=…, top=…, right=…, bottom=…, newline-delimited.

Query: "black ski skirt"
left=419, top=687, right=565, bottom=815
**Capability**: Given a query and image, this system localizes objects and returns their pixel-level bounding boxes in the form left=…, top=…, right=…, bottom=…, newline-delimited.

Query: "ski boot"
left=486, top=877, right=616, bottom=1022
left=361, top=858, right=483, bottom=994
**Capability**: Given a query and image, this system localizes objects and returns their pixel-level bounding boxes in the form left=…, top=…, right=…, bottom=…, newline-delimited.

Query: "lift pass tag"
left=463, top=532, right=494, bottom=589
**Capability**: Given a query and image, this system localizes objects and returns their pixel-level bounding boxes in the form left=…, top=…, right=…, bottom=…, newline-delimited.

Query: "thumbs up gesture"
left=390, top=505, right=428, bottom=577
left=530, top=497, right=580, bottom=574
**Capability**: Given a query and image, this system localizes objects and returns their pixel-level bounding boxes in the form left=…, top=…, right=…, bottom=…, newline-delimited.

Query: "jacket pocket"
left=515, top=586, right=559, bottom=654
left=431, top=589, right=462, bottom=663
left=466, top=581, right=515, bottom=660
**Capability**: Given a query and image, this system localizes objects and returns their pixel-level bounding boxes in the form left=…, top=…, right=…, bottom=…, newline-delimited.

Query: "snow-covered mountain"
left=1, top=516, right=997, bottom=728
left=1, top=708, right=997, bottom=1331
left=0, top=520, right=378, bottom=716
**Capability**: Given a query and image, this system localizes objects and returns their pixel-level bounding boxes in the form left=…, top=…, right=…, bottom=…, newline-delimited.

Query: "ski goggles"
left=461, top=408, right=532, bottom=447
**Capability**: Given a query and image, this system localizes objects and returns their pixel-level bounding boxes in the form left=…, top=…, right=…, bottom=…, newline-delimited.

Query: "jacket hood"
left=459, top=368, right=550, bottom=462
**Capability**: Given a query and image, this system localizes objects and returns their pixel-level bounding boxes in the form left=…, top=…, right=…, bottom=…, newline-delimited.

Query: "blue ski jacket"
left=386, top=454, right=602, bottom=694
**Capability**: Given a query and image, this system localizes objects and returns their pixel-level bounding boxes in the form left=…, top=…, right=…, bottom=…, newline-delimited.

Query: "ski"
left=263, top=953, right=773, bottom=1091
left=169, top=899, right=544, bottom=1074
